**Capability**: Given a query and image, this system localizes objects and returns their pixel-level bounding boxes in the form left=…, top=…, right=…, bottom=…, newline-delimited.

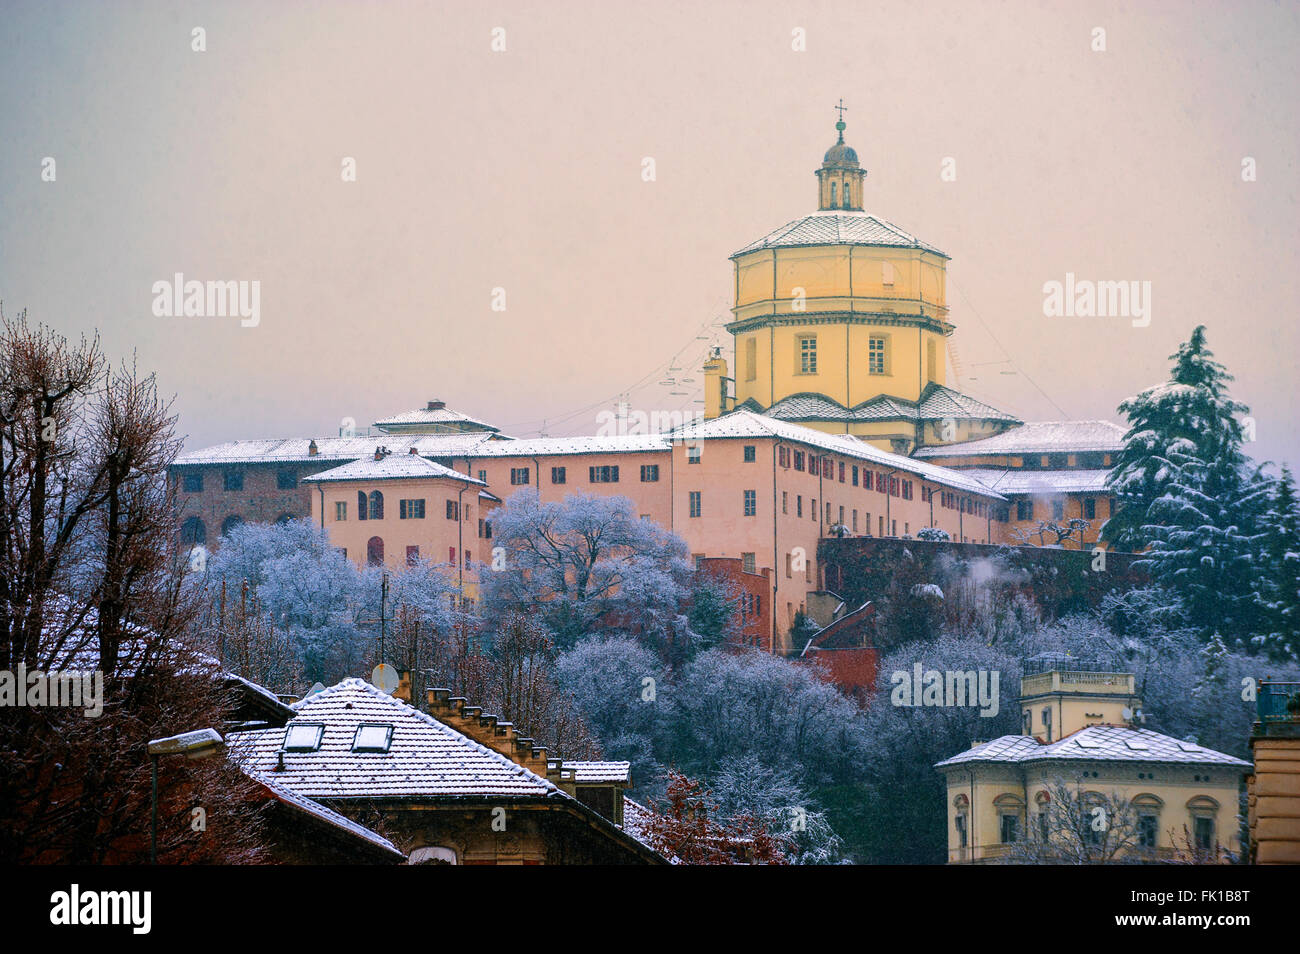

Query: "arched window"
left=366, top=536, right=385, bottom=567
left=1133, top=794, right=1164, bottom=849
left=180, top=516, right=207, bottom=545
left=1186, top=796, right=1220, bottom=853
left=830, top=182, right=837, bottom=207
left=993, top=793, right=1024, bottom=845
left=841, top=179, right=849, bottom=208
left=369, top=490, right=384, bottom=520
left=357, top=490, right=368, bottom=521
left=221, top=515, right=243, bottom=537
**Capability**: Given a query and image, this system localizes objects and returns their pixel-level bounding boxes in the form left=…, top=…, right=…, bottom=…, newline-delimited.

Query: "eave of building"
left=725, top=310, right=954, bottom=337
left=757, top=388, right=1020, bottom=427
left=728, top=211, right=950, bottom=260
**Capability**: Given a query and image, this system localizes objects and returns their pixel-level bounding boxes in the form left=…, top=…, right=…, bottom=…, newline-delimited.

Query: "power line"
left=947, top=275, right=1070, bottom=419
left=496, top=307, right=729, bottom=435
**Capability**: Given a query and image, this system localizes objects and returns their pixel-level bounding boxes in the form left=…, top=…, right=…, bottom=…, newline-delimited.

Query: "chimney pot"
left=427, top=400, right=445, bottom=411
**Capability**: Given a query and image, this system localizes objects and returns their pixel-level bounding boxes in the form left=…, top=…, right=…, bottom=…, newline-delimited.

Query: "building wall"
left=455, top=449, right=673, bottom=521
left=307, top=474, right=491, bottom=580
left=730, top=243, right=950, bottom=412
left=1248, top=736, right=1300, bottom=864
left=1002, top=493, right=1114, bottom=549
left=171, top=460, right=334, bottom=544
left=942, top=764, right=1242, bottom=863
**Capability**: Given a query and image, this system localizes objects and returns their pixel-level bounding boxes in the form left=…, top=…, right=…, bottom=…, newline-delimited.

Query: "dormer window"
left=284, top=723, right=324, bottom=752
left=352, top=723, right=394, bottom=753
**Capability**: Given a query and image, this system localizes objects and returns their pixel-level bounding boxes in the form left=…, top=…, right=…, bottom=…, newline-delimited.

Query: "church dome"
left=823, top=140, right=859, bottom=165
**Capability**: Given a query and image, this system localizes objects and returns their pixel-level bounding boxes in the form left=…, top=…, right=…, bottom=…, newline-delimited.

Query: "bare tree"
left=1003, top=776, right=1144, bottom=864
left=0, top=311, right=268, bottom=863
left=1012, top=518, right=1092, bottom=549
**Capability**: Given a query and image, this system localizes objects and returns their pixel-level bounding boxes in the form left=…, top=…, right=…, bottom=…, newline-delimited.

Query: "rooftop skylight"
left=284, top=723, right=324, bottom=752
left=352, top=723, right=394, bottom=753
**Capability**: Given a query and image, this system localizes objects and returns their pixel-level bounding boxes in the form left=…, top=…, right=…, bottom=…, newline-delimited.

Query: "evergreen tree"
left=1137, top=435, right=1271, bottom=647
left=1256, top=465, right=1300, bottom=660
left=1103, top=326, right=1249, bottom=551
left=1107, top=326, right=1273, bottom=646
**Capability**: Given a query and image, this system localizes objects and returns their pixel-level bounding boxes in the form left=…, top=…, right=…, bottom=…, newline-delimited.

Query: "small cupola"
left=816, top=100, right=866, bottom=212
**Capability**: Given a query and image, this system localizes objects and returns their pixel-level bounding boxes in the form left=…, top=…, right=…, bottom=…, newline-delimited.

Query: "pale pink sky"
left=2, top=0, right=1297, bottom=468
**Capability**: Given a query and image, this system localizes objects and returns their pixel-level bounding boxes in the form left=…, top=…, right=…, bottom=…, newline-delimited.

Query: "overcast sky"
left=2, top=0, right=1296, bottom=469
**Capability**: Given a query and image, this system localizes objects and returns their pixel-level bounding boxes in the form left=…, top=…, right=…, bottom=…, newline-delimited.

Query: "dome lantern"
left=816, top=99, right=865, bottom=211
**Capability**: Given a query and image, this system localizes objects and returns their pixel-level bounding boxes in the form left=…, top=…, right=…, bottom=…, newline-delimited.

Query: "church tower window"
left=798, top=336, right=818, bottom=374
left=869, top=335, right=888, bottom=375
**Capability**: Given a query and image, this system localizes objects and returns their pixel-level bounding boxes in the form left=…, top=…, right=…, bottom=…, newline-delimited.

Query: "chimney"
left=374, top=446, right=387, bottom=461
left=307, top=439, right=318, bottom=456
left=425, top=688, right=548, bottom=774
left=427, top=400, right=445, bottom=411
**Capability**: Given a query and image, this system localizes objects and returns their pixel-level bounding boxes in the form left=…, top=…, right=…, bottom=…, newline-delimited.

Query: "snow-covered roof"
left=565, top=761, right=632, bottom=784
left=621, top=797, right=658, bottom=851
left=936, top=725, right=1250, bottom=769
left=373, top=403, right=499, bottom=433
left=227, top=678, right=561, bottom=800
left=301, top=453, right=484, bottom=485
left=764, top=385, right=1019, bottom=425
left=961, top=468, right=1113, bottom=496
left=732, top=210, right=948, bottom=259
left=462, top=434, right=672, bottom=458
left=669, top=410, right=1004, bottom=499
left=252, top=771, right=405, bottom=859
left=913, top=421, right=1126, bottom=459
left=174, top=433, right=500, bottom=466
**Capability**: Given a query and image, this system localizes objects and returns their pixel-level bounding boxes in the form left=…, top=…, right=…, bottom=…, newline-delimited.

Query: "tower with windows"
left=703, top=107, right=1020, bottom=454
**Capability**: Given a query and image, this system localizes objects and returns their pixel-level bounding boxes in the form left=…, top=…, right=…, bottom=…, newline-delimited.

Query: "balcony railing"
left=1021, top=670, right=1134, bottom=697
left=1257, top=681, right=1300, bottom=723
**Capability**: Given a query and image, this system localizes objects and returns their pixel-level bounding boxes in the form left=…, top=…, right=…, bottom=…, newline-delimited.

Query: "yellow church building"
left=704, top=114, right=1022, bottom=456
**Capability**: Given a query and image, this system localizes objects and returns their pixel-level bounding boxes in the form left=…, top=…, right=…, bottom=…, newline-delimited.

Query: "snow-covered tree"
left=556, top=635, right=666, bottom=787
left=1256, top=465, right=1300, bottom=659
left=1104, top=326, right=1250, bottom=553
left=709, top=754, right=846, bottom=864
left=480, top=490, right=693, bottom=648
left=193, top=520, right=380, bottom=683
left=667, top=648, right=867, bottom=787
left=1136, top=448, right=1271, bottom=646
